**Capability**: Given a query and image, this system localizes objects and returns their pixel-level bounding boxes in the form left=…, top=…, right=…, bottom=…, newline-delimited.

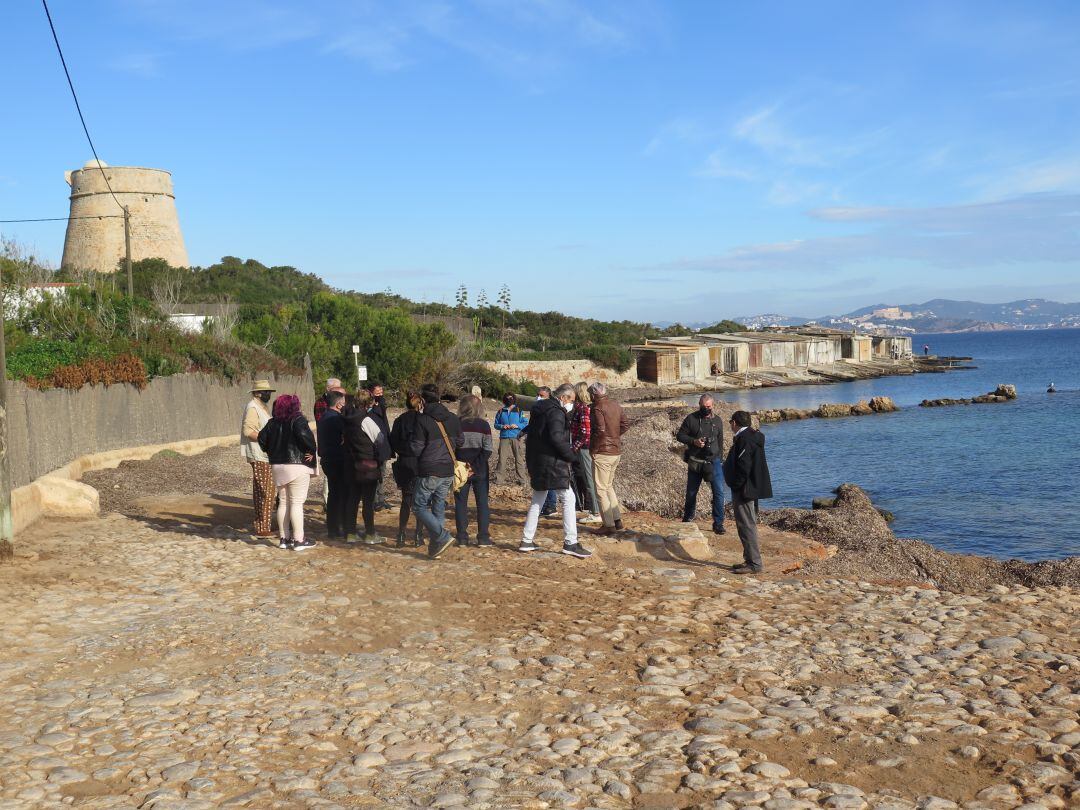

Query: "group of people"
left=240, top=378, right=773, bottom=574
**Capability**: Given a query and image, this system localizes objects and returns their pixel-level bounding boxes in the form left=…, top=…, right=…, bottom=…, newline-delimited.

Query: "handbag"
left=355, top=457, right=381, bottom=482
left=434, top=420, right=471, bottom=493
left=687, top=456, right=713, bottom=481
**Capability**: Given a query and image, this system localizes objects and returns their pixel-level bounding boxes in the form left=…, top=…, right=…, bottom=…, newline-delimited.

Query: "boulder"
left=994, top=384, right=1017, bottom=399
left=868, top=396, right=898, bottom=412
left=851, top=400, right=874, bottom=416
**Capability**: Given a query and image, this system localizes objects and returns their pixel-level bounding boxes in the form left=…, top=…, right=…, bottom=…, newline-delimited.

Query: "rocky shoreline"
left=616, top=403, right=1079, bottom=592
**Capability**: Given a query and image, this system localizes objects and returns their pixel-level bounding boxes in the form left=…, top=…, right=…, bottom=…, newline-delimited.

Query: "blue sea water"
left=694, top=329, right=1080, bottom=562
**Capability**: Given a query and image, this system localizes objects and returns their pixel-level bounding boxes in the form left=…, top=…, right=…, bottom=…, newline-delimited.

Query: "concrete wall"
left=6, top=371, right=311, bottom=489
left=480, top=359, right=639, bottom=390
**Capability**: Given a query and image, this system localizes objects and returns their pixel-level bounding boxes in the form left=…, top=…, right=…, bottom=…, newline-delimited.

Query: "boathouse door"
left=722, top=347, right=738, bottom=373
left=679, top=352, right=696, bottom=381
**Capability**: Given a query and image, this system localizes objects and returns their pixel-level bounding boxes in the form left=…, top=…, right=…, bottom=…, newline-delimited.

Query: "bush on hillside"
left=581, top=344, right=633, bottom=373
left=452, top=363, right=539, bottom=398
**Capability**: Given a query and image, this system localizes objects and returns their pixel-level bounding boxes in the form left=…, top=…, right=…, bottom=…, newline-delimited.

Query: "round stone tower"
left=61, top=159, right=189, bottom=273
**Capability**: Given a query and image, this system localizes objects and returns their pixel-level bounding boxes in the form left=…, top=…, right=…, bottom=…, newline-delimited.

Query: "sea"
left=691, top=329, right=1080, bottom=562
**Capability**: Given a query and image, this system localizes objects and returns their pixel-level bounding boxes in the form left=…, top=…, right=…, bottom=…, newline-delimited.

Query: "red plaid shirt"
left=570, top=402, right=591, bottom=451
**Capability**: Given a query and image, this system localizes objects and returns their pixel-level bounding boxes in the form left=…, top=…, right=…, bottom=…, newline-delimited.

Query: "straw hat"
left=250, top=379, right=276, bottom=393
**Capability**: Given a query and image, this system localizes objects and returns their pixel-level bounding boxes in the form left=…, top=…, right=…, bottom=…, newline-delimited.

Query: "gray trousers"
left=496, top=437, right=527, bottom=484
left=732, top=491, right=763, bottom=570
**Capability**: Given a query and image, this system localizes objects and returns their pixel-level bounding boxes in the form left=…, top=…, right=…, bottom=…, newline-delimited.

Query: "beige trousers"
left=592, top=453, right=623, bottom=528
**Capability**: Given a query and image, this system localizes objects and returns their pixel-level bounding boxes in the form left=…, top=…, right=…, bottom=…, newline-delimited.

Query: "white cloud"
left=634, top=194, right=1080, bottom=275
left=731, top=104, right=826, bottom=168
left=109, top=52, right=163, bottom=77
left=973, top=155, right=1080, bottom=199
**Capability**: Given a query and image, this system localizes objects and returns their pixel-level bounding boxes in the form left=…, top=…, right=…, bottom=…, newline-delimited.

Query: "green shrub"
left=453, top=363, right=542, bottom=398
left=581, top=344, right=633, bottom=372
left=5, top=339, right=85, bottom=380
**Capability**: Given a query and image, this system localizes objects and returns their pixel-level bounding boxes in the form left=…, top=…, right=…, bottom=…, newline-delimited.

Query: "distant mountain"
left=738, top=298, right=1080, bottom=334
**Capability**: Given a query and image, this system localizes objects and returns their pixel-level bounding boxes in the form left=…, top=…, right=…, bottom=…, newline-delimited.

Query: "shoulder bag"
left=434, top=420, right=471, bottom=493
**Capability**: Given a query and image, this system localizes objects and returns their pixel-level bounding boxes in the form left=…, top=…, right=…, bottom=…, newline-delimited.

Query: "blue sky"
left=3, top=0, right=1080, bottom=321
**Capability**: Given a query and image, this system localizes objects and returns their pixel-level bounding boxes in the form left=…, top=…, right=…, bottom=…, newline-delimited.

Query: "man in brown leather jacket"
left=588, top=382, right=629, bottom=535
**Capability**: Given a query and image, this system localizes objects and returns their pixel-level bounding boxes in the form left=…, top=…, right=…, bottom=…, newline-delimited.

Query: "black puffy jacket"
left=722, top=428, right=773, bottom=500
left=258, top=415, right=317, bottom=466
left=525, top=398, right=576, bottom=491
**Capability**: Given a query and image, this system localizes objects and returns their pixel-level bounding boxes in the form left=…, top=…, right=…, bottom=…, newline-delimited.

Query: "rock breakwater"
left=921, top=384, right=1018, bottom=407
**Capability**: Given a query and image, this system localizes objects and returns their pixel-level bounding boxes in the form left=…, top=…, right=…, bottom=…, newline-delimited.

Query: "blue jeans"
left=542, top=489, right=557, bottom=512
left=684, top=459, right=725, bottom=530
left=413, top=475, right=453, bottom=546
left=455, top=474, right=491, bottom=542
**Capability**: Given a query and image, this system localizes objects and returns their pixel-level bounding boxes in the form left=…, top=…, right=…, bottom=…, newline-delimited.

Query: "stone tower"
left=61, top=159, right=189, bottom=273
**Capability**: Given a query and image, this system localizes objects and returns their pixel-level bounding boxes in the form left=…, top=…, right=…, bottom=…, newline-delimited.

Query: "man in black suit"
left=722, top=410, right=773, bottom=574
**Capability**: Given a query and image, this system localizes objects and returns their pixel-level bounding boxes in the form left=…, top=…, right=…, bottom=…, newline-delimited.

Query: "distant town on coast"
left=681, top=297, right=1080, bottom=335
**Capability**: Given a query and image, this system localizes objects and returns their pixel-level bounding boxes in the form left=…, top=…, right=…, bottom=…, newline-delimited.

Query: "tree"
left=455, top=284, right=468, bottom=310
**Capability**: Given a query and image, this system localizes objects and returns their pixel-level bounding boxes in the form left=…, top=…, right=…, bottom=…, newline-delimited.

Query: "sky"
left=3, top=0, right=1080, bottom=322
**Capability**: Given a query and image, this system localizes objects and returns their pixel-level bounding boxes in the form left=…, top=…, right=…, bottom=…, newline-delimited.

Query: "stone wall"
left=6, top=372, right=311, bottom=489
left=62, top=163, right=189, bottom=273
left=480, top=360, right=639, bottom=390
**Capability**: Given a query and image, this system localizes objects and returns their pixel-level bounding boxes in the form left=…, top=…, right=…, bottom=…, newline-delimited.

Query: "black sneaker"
left=292, top=539, right=317, bottom=552
left=476, top=537, right=494, bottom=547
left=518, top=540, right=540, bottom=553
left=278, top=539, right=293, bottom=551
left=731, top=563, right=762, bottom=574
left=562, top=543, right=592, bottom=559
left=712, top=526, right=727, bottom=535
left=428, top=533, right=454, bottom=559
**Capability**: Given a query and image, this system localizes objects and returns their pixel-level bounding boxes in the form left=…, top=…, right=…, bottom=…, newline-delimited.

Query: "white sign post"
left=351, top=345, right=363, bottom=386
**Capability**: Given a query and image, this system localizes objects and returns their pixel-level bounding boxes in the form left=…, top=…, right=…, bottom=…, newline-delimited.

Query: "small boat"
left=1047, top=383, right=1057, bottom=393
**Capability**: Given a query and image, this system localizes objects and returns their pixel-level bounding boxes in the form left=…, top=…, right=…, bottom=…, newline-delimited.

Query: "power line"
left=40, top=0, right=123, bottom=212
left=0, top=215, right=125, bottom=224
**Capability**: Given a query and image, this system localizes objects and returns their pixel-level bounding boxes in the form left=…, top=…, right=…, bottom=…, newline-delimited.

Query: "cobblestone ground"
left=1, top=461, right=1078, bottom=808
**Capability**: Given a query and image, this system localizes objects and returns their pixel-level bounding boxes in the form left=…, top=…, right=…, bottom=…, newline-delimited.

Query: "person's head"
left=325, top=377, right=342, bottom=393
left=368, top=381, right=384, bottom=398
left=354, top=389, right=374, bottom=411
left=458, top=393, right=483, bottom=420
left=325, top=390, right=345, bottom=412
left=554, top=383, right=576, bottom=412
left=420, top=383, right=440, bottom=405
left=273, top=394, right=301, bottom=421
left=588, top=382, right=606, bottom=400
left=574, top=381, right=591, bottom=405
left=251, top=380, right=275, bottom=403
left=536, top=386, right=552, bottom=400
left=698, top=394, right=714, bottom=416
left=405, top=392, right=423, bottom=411
left=502, top=392, right=517, bottom=408
left=730, top=410, right=752, bottom=430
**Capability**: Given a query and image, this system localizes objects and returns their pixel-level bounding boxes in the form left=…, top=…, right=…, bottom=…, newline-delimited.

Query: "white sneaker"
left=580, top=514, right=603, bottom=524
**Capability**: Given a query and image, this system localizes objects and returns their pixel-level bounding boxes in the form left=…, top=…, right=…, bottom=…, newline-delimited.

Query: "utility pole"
left=123, top=205, right=133, bottom=297
left=0, top=294, right=12, bottom=562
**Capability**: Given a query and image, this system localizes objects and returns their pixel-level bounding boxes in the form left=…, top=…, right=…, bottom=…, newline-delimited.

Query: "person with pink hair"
left=258, top=394, right=318, bottom=550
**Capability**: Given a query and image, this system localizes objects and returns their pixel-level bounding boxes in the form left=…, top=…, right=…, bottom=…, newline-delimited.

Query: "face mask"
left=562, top=401, right=574, bottom=412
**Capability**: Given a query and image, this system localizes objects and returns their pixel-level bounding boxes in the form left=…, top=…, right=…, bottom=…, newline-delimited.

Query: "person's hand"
left=695, top=438, right=706, bottom=448
left=303, top=453, right=315, bottom=463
